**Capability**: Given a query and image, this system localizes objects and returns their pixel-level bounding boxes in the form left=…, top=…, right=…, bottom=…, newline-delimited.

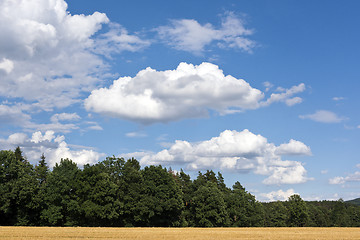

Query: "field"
left=1, top=227, right=360, bottom=240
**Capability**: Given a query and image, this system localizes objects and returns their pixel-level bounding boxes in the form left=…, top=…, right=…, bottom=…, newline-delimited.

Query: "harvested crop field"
left=1, top=227, right=360, bottom=240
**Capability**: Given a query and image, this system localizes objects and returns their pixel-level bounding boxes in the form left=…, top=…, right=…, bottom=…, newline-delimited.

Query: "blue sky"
left=0, top=0, right=359, bottom=201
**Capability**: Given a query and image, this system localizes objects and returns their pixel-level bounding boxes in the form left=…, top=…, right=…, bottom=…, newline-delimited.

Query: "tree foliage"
left=1, top=147, right=360, bottom=227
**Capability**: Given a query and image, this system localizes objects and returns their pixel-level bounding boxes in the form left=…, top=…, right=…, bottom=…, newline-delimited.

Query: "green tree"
left=287, top=194, right=309, bottom=227
left=306, top=202, right=329, bottom=227
left=191, top=182, right=229, bottom=227
left=78, top=162, right=123, bottom=227
left=264, top=201, right=288, bottom=227
left=330, top=199, right=351, bottom=227
left=227, top=181, right=264, bottom=227
left=14, top=146, right=25, bottom=162
left=121, top=158, right=143, bottom=227
left=35, top=154, right=48, bottom=186
left=41, top=158, right=81, bottom=226
left=175, top=169, right=194, bottom=227
left=0, top=149, right=39, bottom=225
left=137, top=165, right=183, bottom=227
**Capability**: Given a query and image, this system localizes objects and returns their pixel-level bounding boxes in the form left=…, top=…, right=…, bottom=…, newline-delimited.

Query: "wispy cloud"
left=333, top=97, right=345, bottom=101
left=126, top=131, right=148, bottom=138
left=260, top=83, right=305, bottom=107
left=299, top=110, right=346, bottom=123
left=155, top=12, right=255, bottom=55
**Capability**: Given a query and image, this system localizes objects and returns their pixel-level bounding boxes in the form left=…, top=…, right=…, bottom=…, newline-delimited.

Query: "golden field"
left=1, top=227, right=360, bottom=240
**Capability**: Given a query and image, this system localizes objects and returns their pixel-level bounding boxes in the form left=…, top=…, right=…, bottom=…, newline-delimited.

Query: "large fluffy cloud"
left=0, top=130, right=105, bottom=167
left=0, top=0, right=149, bottom=110
left=156, top=12, right=255, bottom=54
left=85, top=62, right=305, bottom=124
left=126, top=129, right=312, bottom=185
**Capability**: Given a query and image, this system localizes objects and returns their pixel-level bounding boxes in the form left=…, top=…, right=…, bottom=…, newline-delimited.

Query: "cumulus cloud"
left=156, top=12, right=255, bottom=54
left=275, top=139, right=312, bottom=156
left=329, top=171, right=360, bottom=185
left=125, top=129, right=311, bottom=185
left=0, top=131, right=105, bottom=167
left=260, top=189, right=296, bottom=202
left=85, top=62, right=305, bottom=124
left=300, top=110, right=346, bottom=123
left=0, top=0, right=149, bottom=110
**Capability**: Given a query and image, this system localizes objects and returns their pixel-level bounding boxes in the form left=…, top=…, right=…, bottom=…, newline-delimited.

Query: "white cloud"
left=260, top=83, right=305, bottom=107
left=263, top=81, right=273, bottom=92
left=156, top=12, right=255, bottom=54
left=329, top=171, right=360, bottom=185
left=333, top=97, right=345, bottom=101
left=87, top=125, right=103, bottom=131
left=0, top=130, right=105, bottom=167
left=31, top=131, right=56, bottom=143
left=0, top=104, right=81, bottom=133
left=25, top=122, right=79, bottom=134
left=7, top=133, right=28, bottom=145
left=0, top=58, right=14, bottom=74
left=126, top=131, right=148, bottom=138
left=329, top=176, right=345, bottom=185
left=275, top=139, right=312, bottom=156
left=124, top=129, right=311, bottom=185
left=260, top=189, right=296, bottom=202
left=262, top=161, right=310, bottom=185
left=50, top=113, right=81, bottom=123
left=300, top=110, right=346, bottom=123
left=321, top=169, right=328, bottom=174
left=85, top=62, right=305, bottom=124
left=93, top=23, right=150, bottom=57
left=0, top=104, right=32, bottom=126
left=0, top=0, right=149, bottom=110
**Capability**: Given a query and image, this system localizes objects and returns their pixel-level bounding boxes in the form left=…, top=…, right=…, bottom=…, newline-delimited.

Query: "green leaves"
left=1, top=148, right=360, bottom=227
left=286, top=194, right=309, bottom=227
left=191, top=182, right=229, bottom=227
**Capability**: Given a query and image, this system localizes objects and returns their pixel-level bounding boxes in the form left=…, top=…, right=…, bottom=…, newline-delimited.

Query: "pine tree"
left=35, top=154, right=49, bottom=185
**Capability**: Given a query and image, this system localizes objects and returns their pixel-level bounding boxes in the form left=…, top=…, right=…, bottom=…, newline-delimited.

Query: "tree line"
left=1, top=147, right=360, bottom=227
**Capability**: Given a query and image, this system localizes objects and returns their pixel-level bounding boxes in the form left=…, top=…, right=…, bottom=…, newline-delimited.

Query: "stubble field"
left=1, top=227, right=360, bottom=240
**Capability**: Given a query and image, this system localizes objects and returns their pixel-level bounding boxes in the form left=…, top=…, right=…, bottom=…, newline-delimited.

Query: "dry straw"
left=1, top=227, right=360, bottom=240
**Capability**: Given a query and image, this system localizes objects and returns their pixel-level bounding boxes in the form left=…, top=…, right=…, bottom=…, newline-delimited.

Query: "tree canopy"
left=1, top=147, right=360, bottom=227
